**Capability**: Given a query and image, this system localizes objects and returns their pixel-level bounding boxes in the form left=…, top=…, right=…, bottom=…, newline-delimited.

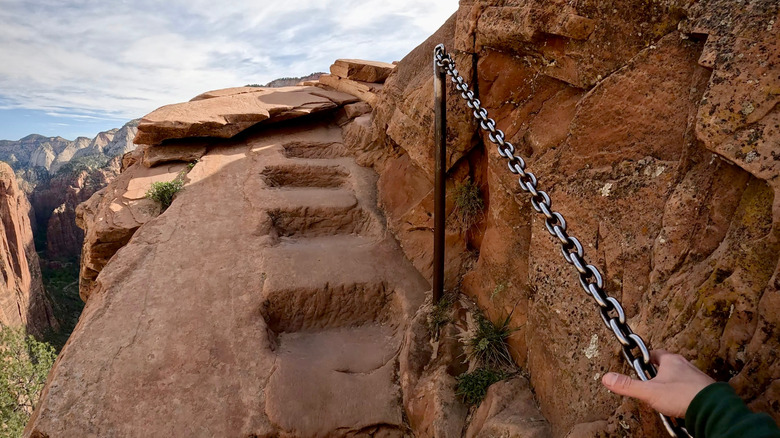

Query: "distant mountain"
left=247, top=72, right=325, bottom=88
left=0, top=119, right=139, bottom=179
left=0, top=135, right=74, bottom=171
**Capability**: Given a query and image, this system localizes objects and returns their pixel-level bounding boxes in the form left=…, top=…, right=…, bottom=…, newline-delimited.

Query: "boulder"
left=465, top=376, right=552, bottom=438
left=142, top=142, right=208, bottom=167
left=134, top=86, right=359, bottom=146
left=330, top=59, right=396, bottom=83
left=318, top=74, right=383, bottom=107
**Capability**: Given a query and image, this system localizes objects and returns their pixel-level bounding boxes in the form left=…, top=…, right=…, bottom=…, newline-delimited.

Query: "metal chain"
left=434, top=44, right=691, bottom=438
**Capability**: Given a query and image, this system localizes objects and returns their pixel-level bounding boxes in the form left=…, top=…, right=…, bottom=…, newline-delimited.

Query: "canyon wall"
left=24, top=0, right=779, bottom=436
left=344, top=0, right=779, bottom=436
left=0, top=162, right=56, bottom=335
left=31, top=158, right=121, bottom=261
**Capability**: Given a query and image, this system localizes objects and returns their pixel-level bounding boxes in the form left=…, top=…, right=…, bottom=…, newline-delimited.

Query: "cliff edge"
left=0, top=162, right=56, bottom=336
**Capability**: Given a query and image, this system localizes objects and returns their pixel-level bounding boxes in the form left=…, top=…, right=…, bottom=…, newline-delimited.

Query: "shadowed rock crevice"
left=267, top=204, right=378, bottom=239
left=261, top=163, right=349, bottom=188
left=261, top=282, right=398, bottom=334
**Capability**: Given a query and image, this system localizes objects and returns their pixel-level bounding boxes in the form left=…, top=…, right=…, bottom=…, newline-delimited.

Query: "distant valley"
left=0, top=120, right=139, bottom=347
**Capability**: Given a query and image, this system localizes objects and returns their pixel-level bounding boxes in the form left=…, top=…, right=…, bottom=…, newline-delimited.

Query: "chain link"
left=434, top=44, right=691, bottom=438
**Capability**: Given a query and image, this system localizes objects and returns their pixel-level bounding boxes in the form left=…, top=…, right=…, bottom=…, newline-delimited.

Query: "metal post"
left=432, top=44, right=447, bottom=304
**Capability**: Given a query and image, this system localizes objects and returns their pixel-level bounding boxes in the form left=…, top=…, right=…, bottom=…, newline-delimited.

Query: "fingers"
left=649, top=349, right=672, bottom=366
left=602, top=372, right=651, bottom=400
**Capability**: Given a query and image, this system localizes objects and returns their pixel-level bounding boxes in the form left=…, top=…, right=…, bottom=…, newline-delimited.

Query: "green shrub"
left=490, top=282, right=507, bottom=301
left=466, top=311, right=517, bottom=369
left=455, top=368, right=508, bottom=405
left=428, top=292, right=456, bottom=339
left=146, top=179, right=184, bottom=211
left=451, top=177, right=484, bottom=230
left=0, top=326, right=57, bottom=437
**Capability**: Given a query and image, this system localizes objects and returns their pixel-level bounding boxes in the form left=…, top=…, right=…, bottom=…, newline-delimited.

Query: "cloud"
left=0, top=0, right=457, bottom=124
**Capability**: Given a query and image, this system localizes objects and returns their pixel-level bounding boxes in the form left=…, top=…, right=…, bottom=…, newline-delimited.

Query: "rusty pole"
left=432, top=44, right=447, bottom=304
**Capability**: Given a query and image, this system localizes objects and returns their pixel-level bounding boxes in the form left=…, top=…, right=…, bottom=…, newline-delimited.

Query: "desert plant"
left=145, top=178, right=184, bottom=211
left=428, top=292, right=457, bottom=339
left=450, top=177, right=484, bottom=231
left=455, top=367, right=508, bottom=406
left=466, top=311, right=518, bottom=369
left=0, top=326, right=57, bottom=437
left=490, top=282, right=507, bottom=301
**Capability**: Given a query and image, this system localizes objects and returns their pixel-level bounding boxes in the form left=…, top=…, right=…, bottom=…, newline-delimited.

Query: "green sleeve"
left=685, top=382, right=780, bottom=438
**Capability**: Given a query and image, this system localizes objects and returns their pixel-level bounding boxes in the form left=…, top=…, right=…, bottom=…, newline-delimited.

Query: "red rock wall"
left=0, top=162, right=56, bottom=336
left=347, top=0, right=779, bottom=436
left=30, top=159, right=120, bottom=261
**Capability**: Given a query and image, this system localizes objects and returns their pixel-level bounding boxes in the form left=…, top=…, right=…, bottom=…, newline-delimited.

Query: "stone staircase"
left=28, top=108, right=429, bottom=437
left=249, top=121, right=427, bottom=436
left=30, top=79, right=552, bottom=437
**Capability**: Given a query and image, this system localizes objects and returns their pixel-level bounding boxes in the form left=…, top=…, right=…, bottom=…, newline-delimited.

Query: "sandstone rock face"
left=75, top=161, right=186, bottom=301
left=135, top=86, right=359, bottom=146
left=340, top=15, right=477, bottom=291
left=0, top=163, right=55, bottom=335
left=343, top=0, right=780, bottom=436
left=465, top=376, right=551, bottom=438
left=28, top=95, right=432, bottom=437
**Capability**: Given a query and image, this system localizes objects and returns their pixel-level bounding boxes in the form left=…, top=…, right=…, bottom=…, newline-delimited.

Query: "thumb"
left=602, top=372, right=650, bottom=400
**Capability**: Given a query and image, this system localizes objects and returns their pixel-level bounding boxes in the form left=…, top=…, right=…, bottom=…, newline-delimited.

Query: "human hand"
left=601, top=349, right=716, bottom=418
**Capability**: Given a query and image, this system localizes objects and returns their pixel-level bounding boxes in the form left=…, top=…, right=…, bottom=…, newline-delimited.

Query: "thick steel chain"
left=434, top=44, right=691, bottom=438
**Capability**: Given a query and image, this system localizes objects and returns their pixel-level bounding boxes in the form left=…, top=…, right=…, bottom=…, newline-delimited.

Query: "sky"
left=0, top=0, right=457, bottom=141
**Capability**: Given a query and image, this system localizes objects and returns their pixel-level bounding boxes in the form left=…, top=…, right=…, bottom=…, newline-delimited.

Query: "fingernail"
left=604, top=373, right=619, bottom=386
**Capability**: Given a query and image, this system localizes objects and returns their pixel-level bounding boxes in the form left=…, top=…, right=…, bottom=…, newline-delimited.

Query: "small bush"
left=428, top=292, right=456, bottom=339
left=490, top=282, right=507, bottom=301
left=146, top=178, right=184, bottom=211
left=466, top=311, right=517, bottom=369
left=456, top=368, right=508, bottom=405
left=0, top=326, right=57, bottom=436
left=451, top=177, right=484, bottom=231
